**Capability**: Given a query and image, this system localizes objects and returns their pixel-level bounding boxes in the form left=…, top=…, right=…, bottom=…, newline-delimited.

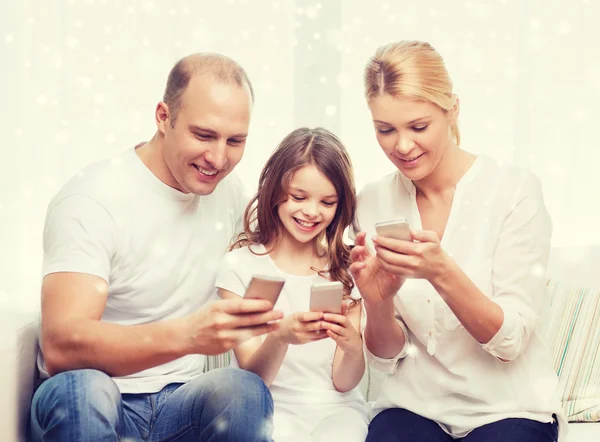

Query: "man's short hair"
left=163, top=53, right=254, bottom=126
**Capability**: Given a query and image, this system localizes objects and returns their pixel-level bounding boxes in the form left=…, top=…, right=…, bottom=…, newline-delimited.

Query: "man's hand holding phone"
left=182, top=296, right=284, bottom=356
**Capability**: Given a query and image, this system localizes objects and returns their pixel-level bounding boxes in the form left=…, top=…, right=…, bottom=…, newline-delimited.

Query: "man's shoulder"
left=50, top=149, right=133, bottom=210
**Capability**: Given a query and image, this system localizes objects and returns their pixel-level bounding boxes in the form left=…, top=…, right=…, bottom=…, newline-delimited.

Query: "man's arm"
left=41, top=272, right=282, bottom=377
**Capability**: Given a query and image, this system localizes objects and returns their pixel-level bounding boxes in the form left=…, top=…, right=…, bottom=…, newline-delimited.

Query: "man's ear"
left=155, top=101, right=170, bottom=134
left=449, top=94, right=460, bottom=124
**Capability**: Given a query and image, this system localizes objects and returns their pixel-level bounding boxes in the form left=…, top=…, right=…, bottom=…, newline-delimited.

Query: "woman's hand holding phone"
left=350, top=231, right=405, bottom=308
left=372, top=228, right=452, bottom=284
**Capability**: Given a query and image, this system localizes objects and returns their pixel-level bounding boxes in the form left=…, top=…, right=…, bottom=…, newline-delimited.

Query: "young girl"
left=215, top=127, right=369, bottom=442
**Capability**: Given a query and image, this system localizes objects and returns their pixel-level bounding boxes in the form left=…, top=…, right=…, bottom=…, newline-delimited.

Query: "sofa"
left=4, top=245, right=600, bottom=441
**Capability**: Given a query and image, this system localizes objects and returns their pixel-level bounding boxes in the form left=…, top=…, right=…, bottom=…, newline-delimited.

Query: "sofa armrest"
left=0, top=312, right=39, bottom=442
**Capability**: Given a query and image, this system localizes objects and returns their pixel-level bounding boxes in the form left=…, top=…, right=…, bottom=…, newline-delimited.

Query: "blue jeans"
left=30, top=368, right=274, bottom=442
left=366, top=408, right=559, bottom=442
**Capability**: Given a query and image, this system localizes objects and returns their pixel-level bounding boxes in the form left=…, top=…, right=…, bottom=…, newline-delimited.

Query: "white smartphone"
left=375, top=218, right=412, bottom=241
left=310, top=281, right=344, bottom=314
left=243, top=275, right=285, bottom=305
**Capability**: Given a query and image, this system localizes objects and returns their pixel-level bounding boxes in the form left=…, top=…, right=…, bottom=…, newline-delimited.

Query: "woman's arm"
left=373, top=175, right=551, bottom=362
left=431, top=258, right=505, bottom=344
left=363, top=298, right=408, bottom=360
left=351, top=232, right=408, bottom=361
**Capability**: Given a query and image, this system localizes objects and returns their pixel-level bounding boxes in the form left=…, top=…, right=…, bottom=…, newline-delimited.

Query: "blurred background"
left=1, top=0, right=599, bottom=313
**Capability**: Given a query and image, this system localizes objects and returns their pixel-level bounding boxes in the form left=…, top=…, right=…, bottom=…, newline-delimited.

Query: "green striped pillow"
left=204, top=351, right=232, bottom=372
left=546, top=279, right=600, bottom=422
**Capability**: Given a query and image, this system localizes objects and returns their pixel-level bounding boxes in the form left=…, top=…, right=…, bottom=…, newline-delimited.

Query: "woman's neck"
left=413, top=145, right=476, bottom=200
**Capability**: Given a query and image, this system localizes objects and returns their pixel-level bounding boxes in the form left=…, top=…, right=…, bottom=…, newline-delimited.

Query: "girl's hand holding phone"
left=272, top=311, right=328, bottom=345
left=321, top=311, right=363, bottom=355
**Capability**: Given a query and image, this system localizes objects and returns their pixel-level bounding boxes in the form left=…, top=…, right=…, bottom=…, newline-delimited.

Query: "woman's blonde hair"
left=364, top=40, right=460, bottom=145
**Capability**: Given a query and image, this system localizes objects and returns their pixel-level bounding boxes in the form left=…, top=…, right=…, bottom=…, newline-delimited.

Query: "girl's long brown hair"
left=232, top=127, right=358, bottom=300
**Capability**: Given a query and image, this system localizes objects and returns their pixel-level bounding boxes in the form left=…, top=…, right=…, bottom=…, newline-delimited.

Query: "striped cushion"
left=546, top=279, right=600, bottom=421
left=204, top=351, right=232, bottom=372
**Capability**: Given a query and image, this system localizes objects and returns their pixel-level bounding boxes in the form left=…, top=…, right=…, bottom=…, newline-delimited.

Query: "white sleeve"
left=483, top=173, right=552, bottom=362
left=215, top=251, right=248, bottom=298
left=363, top=312, right=411, bottom=374
left=42, top=195, right=118, bottom=283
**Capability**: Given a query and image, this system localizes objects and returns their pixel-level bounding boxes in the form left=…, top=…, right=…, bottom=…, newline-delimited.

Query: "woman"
left=351, top=40, right=565, bottom=442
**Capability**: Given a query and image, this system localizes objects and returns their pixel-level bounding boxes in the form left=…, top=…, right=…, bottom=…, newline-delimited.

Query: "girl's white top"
left=216, top=244, right=365, bottom=405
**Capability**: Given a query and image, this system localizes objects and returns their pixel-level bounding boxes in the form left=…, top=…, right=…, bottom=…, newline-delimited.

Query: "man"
left=30, top=53, right=282, bottom=442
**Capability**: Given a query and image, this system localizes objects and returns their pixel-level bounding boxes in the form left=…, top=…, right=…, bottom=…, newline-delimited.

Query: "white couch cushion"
left=567, top=422, right=600, bottom=441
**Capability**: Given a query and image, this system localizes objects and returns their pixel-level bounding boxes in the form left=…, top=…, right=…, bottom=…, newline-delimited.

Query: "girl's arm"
left=219, top=288, right=289, bottom=386
left=326, top=301, right=366, bottom=393
left=218, top=289, right=327, bottom=386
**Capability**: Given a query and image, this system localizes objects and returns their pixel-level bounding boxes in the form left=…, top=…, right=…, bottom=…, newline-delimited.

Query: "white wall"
left=339, top=0, right=600, bottom=248
left=2, top=0, right=599, bottom=313
left=0, top=0, right=296, bottom=312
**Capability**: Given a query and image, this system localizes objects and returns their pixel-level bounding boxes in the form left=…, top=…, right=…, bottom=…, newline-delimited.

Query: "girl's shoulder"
left=220, top=243, right=268, bottom=268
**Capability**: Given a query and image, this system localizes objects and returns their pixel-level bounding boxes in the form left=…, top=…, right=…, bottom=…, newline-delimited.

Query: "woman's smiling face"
left=368, top=94, right=457, bottom=181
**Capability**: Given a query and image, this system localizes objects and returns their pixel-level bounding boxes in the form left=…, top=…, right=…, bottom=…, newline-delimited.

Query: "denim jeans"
left=366, top=408, right=559, bottom=442
left=30, top=368, right=274, bottom=442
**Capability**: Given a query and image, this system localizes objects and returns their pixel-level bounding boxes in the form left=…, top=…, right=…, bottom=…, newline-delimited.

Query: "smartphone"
left=310, top=281, right=344, bottom=314
left=243, top=275, right=285, bottom=305
left=374, top=218, right=412, bottom=241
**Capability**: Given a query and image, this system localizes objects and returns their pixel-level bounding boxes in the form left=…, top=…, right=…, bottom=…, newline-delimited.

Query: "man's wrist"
left=170, top=316, right=196, bottom=357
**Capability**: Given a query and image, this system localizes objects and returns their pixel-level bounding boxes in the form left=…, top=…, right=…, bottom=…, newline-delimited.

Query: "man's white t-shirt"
left=38, top=147, right=248, bottom=394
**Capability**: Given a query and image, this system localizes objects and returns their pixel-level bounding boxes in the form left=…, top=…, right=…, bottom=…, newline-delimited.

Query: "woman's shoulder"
left=476, top=155, right=543, bottom=198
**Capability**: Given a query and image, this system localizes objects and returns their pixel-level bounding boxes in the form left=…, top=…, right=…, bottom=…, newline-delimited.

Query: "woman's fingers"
left=354, top=231, right=367, bottom=247
left=410, top=229, right=439, bottom=243
left=350, top=245, right=371, bottom=263
left=376, top=253, right=413, bottom=276
left=375, top=244, right=418, bottom=268
left=349, top=261, right=366, bottom=275
left=373, top=236, right=415, bottom=254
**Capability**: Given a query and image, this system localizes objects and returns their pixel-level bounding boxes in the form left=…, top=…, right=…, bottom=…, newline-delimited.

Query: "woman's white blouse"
left=355, top=155, right=566, bottom=439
